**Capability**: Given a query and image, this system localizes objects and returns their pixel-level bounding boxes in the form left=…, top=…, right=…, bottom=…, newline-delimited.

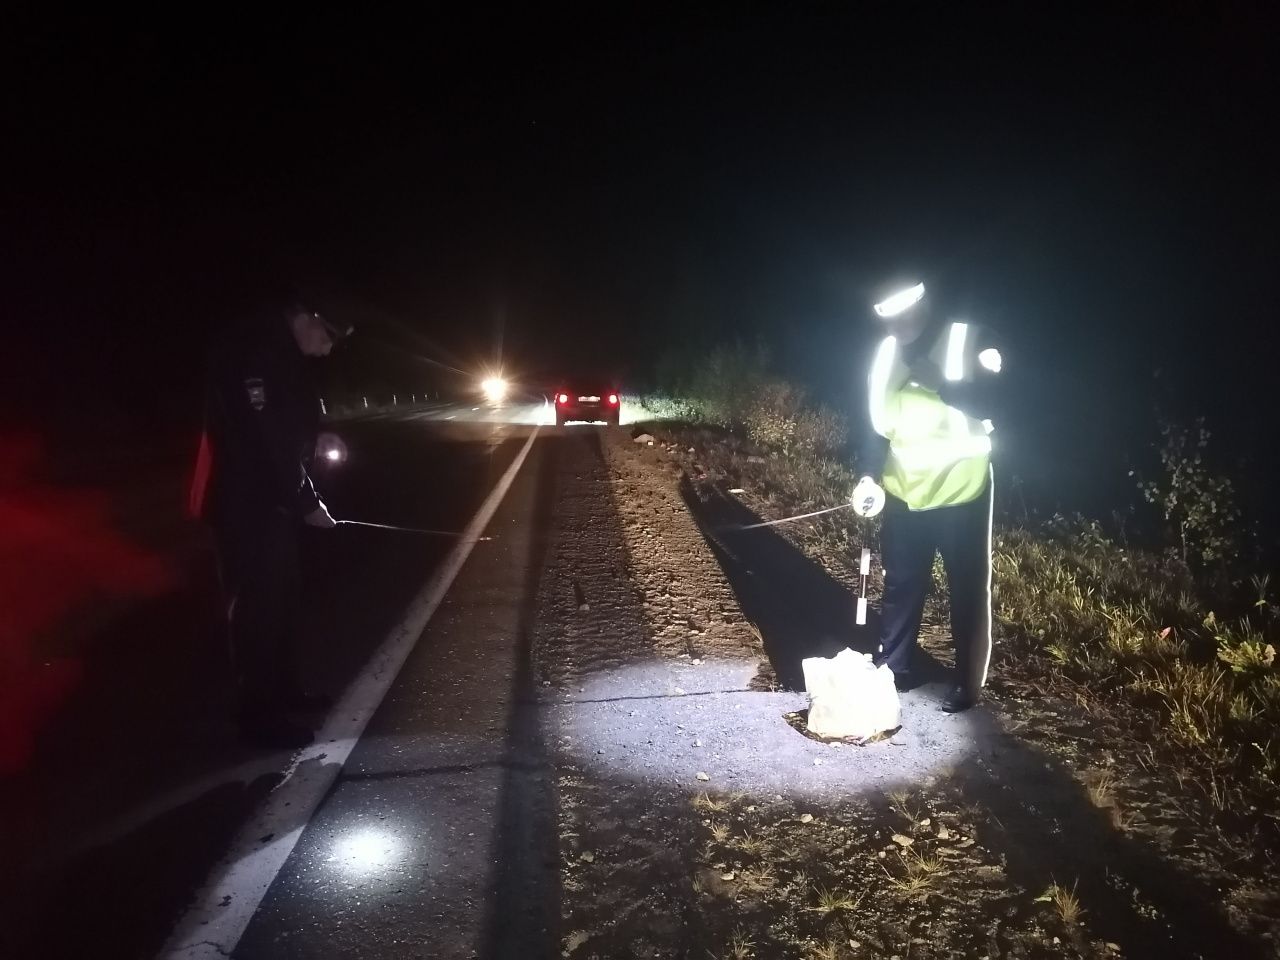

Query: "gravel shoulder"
left=531, top=426, right=1279, bottom=960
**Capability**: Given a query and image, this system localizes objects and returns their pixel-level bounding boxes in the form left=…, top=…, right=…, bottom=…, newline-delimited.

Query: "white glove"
left=304, top=500, right=337, bottom=529
left=851, top=476, right=886, bottom=518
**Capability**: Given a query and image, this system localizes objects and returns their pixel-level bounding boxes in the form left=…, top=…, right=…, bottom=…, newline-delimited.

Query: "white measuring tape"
left=337, top=519, right=493, bottom=541
left=733, top=502, right=852, bottom=530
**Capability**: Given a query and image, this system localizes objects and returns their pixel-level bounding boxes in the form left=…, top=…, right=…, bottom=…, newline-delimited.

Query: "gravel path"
left=531, top=427, right=1277, bottom=960
left=537, top=430, right=978, bottom=800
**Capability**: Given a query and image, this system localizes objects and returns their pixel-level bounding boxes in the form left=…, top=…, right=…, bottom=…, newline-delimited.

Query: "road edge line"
left=157, top=427, right=540, bottom=960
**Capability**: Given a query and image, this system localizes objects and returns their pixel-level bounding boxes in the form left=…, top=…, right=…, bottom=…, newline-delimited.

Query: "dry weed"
left=695, top=792, right=729, bottom=814
left=1039, top=881, right=1084, bottom=925
left=807, top=940, right=845, bottom=960
left=740, top=864, right=777, bottom=893
left=886, top=789, right=921, bottom=825
left=1086, top=771, right=1116, bottom=808
left=726, top=926, right=755, bottom=959
left=811, top=885, right=863, bottom=914
left=738, top=830, right=766, bottom=856
left=884, top=848, right=946, bottom=897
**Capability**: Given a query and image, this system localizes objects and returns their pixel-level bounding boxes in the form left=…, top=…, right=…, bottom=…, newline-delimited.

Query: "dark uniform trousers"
left=215, top=510, right=303, bottom=717
left=876, top=474, right=993, bottom=692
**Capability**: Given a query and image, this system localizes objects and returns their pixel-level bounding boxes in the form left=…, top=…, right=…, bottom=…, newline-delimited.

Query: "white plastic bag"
left=801, top=648, right=900, bottom=740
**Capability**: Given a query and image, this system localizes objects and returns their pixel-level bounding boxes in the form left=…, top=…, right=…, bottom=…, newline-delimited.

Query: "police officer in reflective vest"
left=193, top=300, right=352, bottom=747
left=851, top=281, right=1002, bottom=713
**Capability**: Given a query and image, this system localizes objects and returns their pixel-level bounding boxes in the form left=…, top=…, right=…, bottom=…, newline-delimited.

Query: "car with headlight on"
left=480, top=375, right=509, bottom=407
left=554, top=383, right=621, bottom=426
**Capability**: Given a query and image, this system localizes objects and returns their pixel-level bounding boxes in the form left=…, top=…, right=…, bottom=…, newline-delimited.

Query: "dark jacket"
left=202, top=316, right=321, bottom=529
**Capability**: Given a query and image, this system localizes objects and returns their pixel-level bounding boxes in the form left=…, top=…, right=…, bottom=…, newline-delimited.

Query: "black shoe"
left=893, top=672, right=918, bottom=692
left=940, top=684, right=978, bottom=713
left=240, top=713, right=314, bottom=750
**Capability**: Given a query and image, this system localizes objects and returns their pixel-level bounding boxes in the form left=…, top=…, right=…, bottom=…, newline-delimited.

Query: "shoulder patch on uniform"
left=245, top=377, right=266, bottom=410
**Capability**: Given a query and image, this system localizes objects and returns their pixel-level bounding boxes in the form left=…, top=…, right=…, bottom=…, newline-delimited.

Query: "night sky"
left=4, top=8, right=1276, bottom=522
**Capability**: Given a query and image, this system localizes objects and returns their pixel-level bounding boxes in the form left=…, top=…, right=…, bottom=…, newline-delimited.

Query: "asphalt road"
left=0, top=401, right=565, bottom=960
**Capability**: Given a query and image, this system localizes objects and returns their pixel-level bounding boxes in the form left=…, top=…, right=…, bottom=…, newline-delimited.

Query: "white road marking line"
left=157, top=427, right=540, bottom=960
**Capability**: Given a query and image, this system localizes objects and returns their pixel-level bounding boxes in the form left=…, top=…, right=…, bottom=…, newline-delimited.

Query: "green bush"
left=643, top=340, right=847, bottom=459
left=735, top=380, right=847, bottom=459
left=744, top=380, right=804, bottom=451
left=688, top=339, right=771, bottom=430
left=1134, top=418, right=1243, bottom=573
left=795, top=405, right=849, bottom=459
left=635, top=394, right=704, bottom=423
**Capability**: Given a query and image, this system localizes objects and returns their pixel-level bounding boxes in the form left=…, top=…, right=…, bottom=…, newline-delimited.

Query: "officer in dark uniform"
left=199, top=299, right=352, bottom=747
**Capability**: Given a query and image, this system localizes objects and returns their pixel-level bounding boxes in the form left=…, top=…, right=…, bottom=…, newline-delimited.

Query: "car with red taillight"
left=554, top=383, right=621, bottom=426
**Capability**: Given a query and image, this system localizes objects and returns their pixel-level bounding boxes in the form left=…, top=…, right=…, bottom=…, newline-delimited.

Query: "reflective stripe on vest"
left=944, top=322, right=968, bottom=382
left=867, top=322, right=993, bottom=511
left=868, top=335, right=898, bottom=438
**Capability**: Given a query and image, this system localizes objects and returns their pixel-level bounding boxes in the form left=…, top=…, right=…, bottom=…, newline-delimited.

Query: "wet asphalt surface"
left=235, top=413, right=560, bottom=960
left=0, top=402, right=556, bottom=960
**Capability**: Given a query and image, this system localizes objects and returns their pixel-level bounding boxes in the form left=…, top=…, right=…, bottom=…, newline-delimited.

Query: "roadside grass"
left=725, top=927, right=755, bottom=960
left=810, top=885, right=863, bottom=914
left=883, top=848, right=946, bottom=897
left=994, top=524, right=1280, bottom=811
left=1039, top=881, right=1085, bottom=926
left=886, top=789, right=924, bottom=828
left=739, top=863, right=778, bottom=893
left=738, top=830, right=766, bottom=857
left=695, top=791, right=731, bottom=814
left=1084, top=770, right=1116, bottom=810
left=806, top=940, right=845, bottom=960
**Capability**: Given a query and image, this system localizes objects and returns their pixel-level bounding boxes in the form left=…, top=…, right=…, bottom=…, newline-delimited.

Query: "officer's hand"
left=908, top=361, right=943, bottom=392
left=305, top=501, right=338, bottom=529
left=851, top=476, right=886, bottom=518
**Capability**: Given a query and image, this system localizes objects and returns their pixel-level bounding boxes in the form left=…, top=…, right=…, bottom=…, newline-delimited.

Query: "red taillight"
left=557, top=393, right=569, bottom=404
left=608, top=393, right=619, bottom=405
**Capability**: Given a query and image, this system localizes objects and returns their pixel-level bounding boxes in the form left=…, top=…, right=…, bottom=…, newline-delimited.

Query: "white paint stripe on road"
left=157, top=427, right=540, bottom=960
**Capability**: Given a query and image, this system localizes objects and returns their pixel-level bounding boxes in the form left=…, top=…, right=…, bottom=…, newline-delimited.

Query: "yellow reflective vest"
left=868, top=322, right=995, bottom=511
